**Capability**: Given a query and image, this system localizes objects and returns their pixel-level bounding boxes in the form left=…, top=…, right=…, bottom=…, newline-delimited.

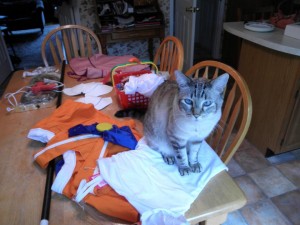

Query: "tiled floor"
left=223, top=139, right=300, bottom=225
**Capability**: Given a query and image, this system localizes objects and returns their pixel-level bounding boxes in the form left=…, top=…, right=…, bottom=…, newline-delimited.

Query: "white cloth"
left=124, top=73, right=164, bottom=97
left=22, top=66, right=58, bottom=78
left=27, top=128, right=54, bottom=143
left=75, top=96, right=112, bottom=110
left=97, top=138, right=227, bottom=224
left=141, top=209, right=189, bottom=225
left=63, top=82, right=112, bottom=97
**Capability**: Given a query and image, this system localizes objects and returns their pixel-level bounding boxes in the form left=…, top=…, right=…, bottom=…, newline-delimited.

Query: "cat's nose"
left=194, top=114, right=200, bottom=119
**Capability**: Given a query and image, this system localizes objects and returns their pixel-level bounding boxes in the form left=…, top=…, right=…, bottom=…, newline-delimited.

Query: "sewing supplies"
left=5, top=73, right=63, bottom=112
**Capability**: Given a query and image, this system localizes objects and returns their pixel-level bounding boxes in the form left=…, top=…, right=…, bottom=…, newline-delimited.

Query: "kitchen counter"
left=223, top=21, right=300, bottom=156
left=223, top=21, right=300, bottom=56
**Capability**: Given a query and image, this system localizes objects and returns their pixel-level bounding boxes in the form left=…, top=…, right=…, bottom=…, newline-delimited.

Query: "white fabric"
left=52, top=150, right=76, bottom=194
left=75, top=175, right=103, bottom=202
left=124, top=73, right=164, bottom=97
left=141, top=209, right=189, bottom=225
left=22, top=66, right=58, bottom=78
left=75, top=141, right=109, bottom=202
left=97, top=138, right=227, bottom=224
left=27, top=128, right=55, bottom=143
left=75, top=96, right=112, bottom=110
left=63, top=82, right=113, bottom=97
left=33, top=134, right=100, bottom=160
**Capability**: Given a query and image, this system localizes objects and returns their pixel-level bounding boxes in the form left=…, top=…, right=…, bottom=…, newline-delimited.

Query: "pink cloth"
left=69, top=54, right=139, bottom=79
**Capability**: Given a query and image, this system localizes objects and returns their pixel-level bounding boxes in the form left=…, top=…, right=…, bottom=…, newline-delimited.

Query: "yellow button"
left=96, top=123, right=113, bottom=132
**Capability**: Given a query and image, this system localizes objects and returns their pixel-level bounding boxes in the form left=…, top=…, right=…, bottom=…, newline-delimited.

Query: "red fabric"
left=270, top=11, right=296, bottom=29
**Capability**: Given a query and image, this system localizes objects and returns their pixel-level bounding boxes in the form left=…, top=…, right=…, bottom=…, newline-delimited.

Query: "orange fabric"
left=31, top=100, right=141, bottom=223
left=87, top=185, right=140, bottom=222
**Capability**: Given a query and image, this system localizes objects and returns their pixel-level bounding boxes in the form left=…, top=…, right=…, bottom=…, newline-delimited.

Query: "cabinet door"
left=282, top=89, right=300, bottom=151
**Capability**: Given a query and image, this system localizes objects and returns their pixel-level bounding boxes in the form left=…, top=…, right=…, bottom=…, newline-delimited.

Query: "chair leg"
left=198, top=213, right=228, bottom=225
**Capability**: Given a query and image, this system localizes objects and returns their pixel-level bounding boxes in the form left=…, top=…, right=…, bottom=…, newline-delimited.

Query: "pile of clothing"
left=28, top=100, right=227, bottom=225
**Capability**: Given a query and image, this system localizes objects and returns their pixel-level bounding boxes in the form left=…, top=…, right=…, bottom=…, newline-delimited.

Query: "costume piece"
left=68, top=123, right=138, bottom=150
left=28, top=100, right=142, bottom=223
left=97, top=138, right=227, bottom=224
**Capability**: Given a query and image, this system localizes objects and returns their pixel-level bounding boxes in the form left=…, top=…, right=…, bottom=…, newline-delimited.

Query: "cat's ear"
left=211, top=73, right=229, bottom=93
left=174, top=70, right=192, bottom=87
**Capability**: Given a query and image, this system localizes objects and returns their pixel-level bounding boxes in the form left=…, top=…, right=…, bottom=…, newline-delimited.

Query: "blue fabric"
left=55, top=158, right=64, bottom=175
left=68, top=123, right=138, bottom=150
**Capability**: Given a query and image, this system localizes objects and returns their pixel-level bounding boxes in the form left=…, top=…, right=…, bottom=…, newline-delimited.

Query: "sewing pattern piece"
left=63, top=82, right=113, bottom=97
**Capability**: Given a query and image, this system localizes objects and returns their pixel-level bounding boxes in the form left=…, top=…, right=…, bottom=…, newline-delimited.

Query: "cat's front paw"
left=178, top=166, right=192, bottom=176
left=190, top=162, right=202, bottom=173
left=162, top=155, right=175, bottom=165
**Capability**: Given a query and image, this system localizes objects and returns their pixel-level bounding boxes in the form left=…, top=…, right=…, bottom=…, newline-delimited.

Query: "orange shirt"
left=29, top=100, right=141, bottom=223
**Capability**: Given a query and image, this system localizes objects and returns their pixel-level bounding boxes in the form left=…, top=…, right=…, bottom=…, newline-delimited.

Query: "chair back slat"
left=55, top=34, right=64, bottom=61
left=203, top=66, right=209, bottom=79
left=217, top=97, right=242, bottom=158
left=212, top=67, right=219, bottom=79
left=86, top=34, right=93, bottom=56
left=70, top=29, right=79, bottom=58
left=62, top=30, right=72, bottom=63
left=160, top=44, right=168, bottom=71
left=49, top=41, right=60, bottom=66
left=222, top=83, right=237, bottom=124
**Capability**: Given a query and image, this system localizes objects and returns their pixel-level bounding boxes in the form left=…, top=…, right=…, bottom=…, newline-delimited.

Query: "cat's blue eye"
left=184, top=99, right=193, bottom=105
left=203, top=101, right=212, bottom=107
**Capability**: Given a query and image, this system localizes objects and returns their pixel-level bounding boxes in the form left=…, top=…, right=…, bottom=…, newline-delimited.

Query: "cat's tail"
left=114, top=108, right=147, bottom=119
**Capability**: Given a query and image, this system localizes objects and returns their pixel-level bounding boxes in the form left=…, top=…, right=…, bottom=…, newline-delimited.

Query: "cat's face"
left=175, top=71, right=229, bottom=119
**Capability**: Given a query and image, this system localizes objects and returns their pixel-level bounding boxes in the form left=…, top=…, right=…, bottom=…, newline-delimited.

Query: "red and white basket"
left=111, top=61, right=158, bottom=109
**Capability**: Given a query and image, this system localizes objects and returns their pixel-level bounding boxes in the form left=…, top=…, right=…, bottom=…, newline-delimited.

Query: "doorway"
left=174, top=0, right=226, bottom=71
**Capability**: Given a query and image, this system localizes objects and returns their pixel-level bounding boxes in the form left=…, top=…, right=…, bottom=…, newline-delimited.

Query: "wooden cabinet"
left=97, top=24, right=164, bottom=59
left=238, top=40, right=300, bottom=156
left=95, top=0, right=165, bottom=59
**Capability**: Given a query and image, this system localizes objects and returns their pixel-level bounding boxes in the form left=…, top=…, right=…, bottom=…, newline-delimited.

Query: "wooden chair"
left=41, top=24, right=102, bottom=67
left=153, top=35, right=184, bottom=79
left=80, top=60, right=251, bottom=225
left=185, top=60, right=252, bottom=164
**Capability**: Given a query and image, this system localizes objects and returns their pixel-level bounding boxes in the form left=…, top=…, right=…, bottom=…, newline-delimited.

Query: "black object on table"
left=40, top=60, right=65, bottom=225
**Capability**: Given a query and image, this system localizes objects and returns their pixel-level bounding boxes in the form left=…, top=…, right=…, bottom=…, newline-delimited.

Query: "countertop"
left=223, top=21, right=300, bottom=56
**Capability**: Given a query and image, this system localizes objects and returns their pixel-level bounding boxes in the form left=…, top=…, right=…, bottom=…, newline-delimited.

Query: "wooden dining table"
left=0, top=66, right=246, bottom=225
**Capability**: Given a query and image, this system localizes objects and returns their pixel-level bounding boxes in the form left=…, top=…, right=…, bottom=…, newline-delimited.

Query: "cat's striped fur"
left=143, top=70, right=229, bottom=176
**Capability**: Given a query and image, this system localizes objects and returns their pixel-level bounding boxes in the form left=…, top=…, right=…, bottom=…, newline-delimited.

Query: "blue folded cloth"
left=68, top=123, right=138, bottom=149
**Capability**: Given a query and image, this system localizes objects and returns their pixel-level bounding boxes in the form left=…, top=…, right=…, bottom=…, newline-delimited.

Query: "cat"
left=143, top=70, right=229, bottom=176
